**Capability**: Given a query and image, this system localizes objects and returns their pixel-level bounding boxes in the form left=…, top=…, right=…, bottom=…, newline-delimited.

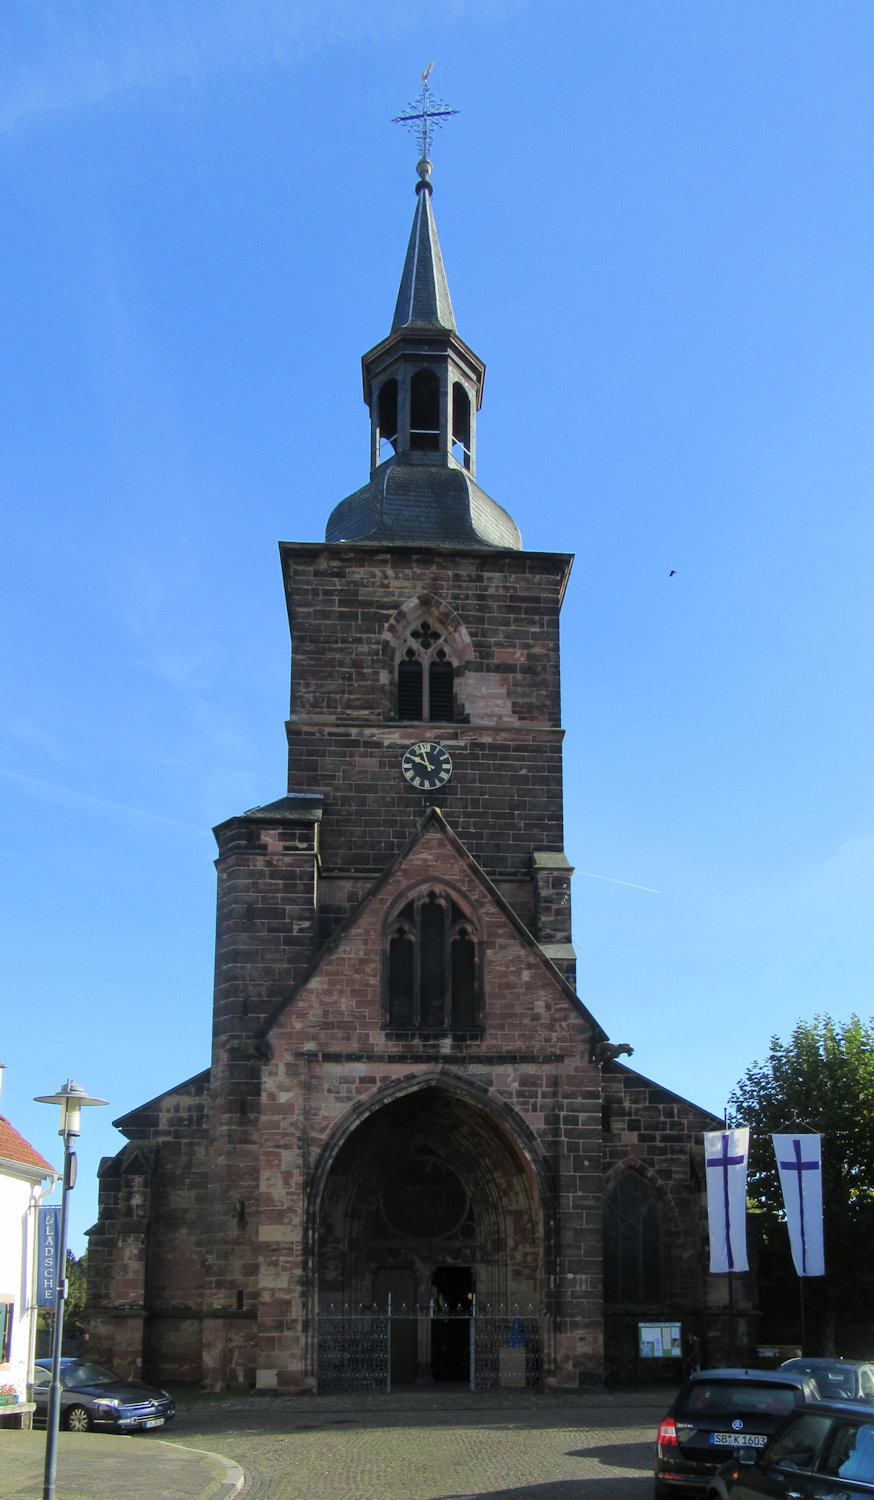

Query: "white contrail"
left=576, top=870, right=661, bottom=894
left=0, top=767, right=203, bottom=832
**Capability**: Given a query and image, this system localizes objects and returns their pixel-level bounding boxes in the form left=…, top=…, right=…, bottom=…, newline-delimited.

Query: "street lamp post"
left=34, top=1080, right=108, bottom=1500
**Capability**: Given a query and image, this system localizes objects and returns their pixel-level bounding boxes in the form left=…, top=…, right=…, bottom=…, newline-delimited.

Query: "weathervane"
left=393, top=63, right=458, bottom=161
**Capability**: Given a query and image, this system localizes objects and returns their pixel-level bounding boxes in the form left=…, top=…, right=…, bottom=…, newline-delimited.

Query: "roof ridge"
left=0, top=1113, right=57, bottom=1176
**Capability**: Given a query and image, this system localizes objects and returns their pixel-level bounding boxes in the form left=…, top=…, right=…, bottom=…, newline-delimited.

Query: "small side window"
left=452, top=382, right=471, bottom=468
left=0, top=1302, right=12, bottom=1362
left=377, top=379, right=399, bottom=461
left=397, top=655, right=423, bottom=719
left=764, top=1409, right=831, bottom=1472
left=428, top=654, right=454, bottom=721
left=410, top=369, right=440, bottom=451
left=821, top=1419, right=874, bottom=1481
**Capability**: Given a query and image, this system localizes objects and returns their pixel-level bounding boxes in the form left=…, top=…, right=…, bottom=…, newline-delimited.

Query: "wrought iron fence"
left=316, top=1299, right=545, bottom=1394
left=472, top=1307, right=544, bottom=1392
left=316, top=1304, right=391, bottom=1394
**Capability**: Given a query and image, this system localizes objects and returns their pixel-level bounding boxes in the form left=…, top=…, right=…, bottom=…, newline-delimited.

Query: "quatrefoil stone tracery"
left=410, top=622, right=441, bottom=652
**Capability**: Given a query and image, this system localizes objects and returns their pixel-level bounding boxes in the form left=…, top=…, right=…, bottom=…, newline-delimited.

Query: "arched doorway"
left=314, top=1082, right=545, bottom=1387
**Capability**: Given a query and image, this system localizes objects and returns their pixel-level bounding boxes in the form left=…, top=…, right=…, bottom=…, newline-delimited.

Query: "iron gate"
left=316, top=1299, right=545, bottom=1393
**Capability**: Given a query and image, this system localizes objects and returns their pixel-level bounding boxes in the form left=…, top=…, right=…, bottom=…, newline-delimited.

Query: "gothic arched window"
left=386, top=890, right=480, bottom=1033
left=396, top=619, right=456, bottom=722
left=410, top=369, right=440, bottom=451
left=377, top=378, right=399, bottom=462
left=603, top=1171, right=662, bottom=1305
left=452, top=382, right=471, bottom=469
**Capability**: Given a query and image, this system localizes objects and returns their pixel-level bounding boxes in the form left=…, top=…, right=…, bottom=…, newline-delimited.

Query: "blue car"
left=30, top=1358, right=175, bottom=1433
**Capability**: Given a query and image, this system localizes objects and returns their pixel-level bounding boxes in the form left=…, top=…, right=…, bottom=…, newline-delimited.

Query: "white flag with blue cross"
left=772, top=1134, right=825, bottom=1277
left=704, top=1128, right=750, bottom=1274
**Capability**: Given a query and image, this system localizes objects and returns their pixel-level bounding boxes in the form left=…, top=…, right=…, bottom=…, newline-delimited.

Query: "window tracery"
left=397, top=619, right=456, bottom=722
left=603, top=1170, right=662, bottom=1305
left=386, top=889, right=480, bottom=1033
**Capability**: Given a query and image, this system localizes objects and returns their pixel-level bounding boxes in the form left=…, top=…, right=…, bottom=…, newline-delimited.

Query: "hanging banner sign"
left=772, top=1134, right=825, bottom=1277
left=36, top=1206, right=61, bottom=1309
left=704, top=1128, right=750, bottom=1273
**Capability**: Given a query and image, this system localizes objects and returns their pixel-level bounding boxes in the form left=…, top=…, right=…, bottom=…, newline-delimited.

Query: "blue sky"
left=2, top=1, right=873, bottom=1253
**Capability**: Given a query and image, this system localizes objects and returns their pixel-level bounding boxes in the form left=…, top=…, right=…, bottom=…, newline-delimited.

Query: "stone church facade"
left=86, top=155, right=725, bottom=1392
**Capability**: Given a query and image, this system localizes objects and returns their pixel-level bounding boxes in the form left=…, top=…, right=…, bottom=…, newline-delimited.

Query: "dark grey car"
left=30, top=1359, right=175, bottom=1433
left=654, top=1367, right=821, bottom=1498
left=780, top=1357, right=874, bottom=1404
left=705, top=1399, right=874, bottom=1497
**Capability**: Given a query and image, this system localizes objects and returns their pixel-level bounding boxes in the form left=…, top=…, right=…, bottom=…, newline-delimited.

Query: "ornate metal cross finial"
left=393, top=63, right=458, bottom=161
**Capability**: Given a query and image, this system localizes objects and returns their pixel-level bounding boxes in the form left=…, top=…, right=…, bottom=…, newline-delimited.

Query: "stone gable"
left=266, top=817, right=593, bottom=1055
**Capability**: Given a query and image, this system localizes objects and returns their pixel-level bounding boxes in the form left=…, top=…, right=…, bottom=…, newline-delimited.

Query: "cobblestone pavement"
left=165, top=1388, right=671, bottom=1499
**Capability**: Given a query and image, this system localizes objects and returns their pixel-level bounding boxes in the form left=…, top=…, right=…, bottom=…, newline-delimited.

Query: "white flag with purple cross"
left=704, top=1128, right=750, bottom=1274
left=772, top=1134, right=825, bottom=1277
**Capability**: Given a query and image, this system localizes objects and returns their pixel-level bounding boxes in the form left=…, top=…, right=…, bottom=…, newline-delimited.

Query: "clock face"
left=401, top=741, right=453, bottom=790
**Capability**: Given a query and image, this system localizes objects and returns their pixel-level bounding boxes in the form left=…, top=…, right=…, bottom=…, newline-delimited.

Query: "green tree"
left=36, top=1251, right=89, bottom=1356
left=64, top=1252, right=88, bottom=1341
left=728, top=1014, right=874, bottom=1355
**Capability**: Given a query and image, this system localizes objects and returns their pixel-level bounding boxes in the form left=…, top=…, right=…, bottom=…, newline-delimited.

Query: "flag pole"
left=724, top=1107, right=735, bottom=1365
left=799, top=1279, right=806, bottom=1356
left=705, top=1119, right=750, bottom=1366
left=772, top=1124, right=824, bottom=1354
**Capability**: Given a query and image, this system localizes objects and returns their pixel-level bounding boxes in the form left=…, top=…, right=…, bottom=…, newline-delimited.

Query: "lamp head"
left=34, top=1079, right=108, bottom=1139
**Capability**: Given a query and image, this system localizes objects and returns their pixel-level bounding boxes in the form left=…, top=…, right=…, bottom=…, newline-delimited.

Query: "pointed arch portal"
left=314, top=1083, right=546, bottom=1387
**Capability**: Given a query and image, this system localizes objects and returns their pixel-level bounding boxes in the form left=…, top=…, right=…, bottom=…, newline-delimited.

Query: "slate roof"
left=391, top=166, right=455, bottom=331
left=0, top=1115, right=56, bottom=1177
left=325, top=461, right=522, bottom=549
left=323, top=159, right=523, bottom=551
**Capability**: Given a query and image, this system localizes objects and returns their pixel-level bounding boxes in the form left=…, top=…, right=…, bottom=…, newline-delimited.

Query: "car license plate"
left=143, top=1418, right=164, bottom=1429
left=711, top=1432, right=766, bottom=1447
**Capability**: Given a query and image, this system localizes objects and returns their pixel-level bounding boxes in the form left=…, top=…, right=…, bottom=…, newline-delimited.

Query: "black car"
left=654, top=1367, right=821, bottom=1498
left=780, top=1356, right=874, bottom=1404
left=705, top=1399, right=874, bottom=1496
left=30, top=1359, right=175, bottom=1433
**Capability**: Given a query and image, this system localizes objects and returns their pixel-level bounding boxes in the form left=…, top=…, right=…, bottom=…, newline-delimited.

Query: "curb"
left=159, top=1438, right=246, bottom=1498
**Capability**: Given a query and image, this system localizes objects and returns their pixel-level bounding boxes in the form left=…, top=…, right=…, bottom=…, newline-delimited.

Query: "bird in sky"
left=669, top=569, right=676, bottom=577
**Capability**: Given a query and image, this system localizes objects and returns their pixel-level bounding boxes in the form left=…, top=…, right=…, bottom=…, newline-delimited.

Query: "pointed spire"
left=391, top=159, right=456, bottom=332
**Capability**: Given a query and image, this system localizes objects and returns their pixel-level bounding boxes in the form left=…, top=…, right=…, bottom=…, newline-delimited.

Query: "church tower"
left=86, top=129, right=726, bottom=1394
left=279, top=150, right=575, bottom=972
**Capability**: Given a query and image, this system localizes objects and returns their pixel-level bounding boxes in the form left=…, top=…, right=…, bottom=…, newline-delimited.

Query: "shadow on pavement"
left=434, top=1482, right=651, bottom=1499
left=567, top=1440, right=651, bottom=1467
left=174, top=1397, right=665, bottom=1436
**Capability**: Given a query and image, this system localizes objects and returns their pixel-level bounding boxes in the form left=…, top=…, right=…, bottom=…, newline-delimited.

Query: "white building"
left=0, top=1074, right=57, bottom=1399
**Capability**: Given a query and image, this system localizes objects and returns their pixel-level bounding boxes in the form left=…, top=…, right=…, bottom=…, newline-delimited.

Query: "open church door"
left=431, top=1266, right=474, bottom=1382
